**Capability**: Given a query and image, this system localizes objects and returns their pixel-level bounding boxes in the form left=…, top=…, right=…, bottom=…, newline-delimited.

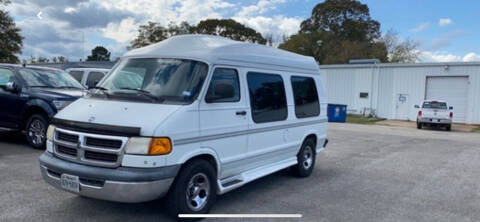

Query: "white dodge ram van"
left=39, top=35, right=328, bottom=217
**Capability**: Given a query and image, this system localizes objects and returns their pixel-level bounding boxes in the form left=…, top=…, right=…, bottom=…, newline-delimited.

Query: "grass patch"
left=346, top=114, right=384, bottom=125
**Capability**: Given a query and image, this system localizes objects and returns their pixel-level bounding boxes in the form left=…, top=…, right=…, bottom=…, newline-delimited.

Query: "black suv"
left=0, top=64, right=86, bottom=149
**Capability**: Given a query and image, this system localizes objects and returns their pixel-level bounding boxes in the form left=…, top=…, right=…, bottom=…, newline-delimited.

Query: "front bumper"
left=417, top=118, right=452, bottom=124
left=39, top=152, right=180, bottom=203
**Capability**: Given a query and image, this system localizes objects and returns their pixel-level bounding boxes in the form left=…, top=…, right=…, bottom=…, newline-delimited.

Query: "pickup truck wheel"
left=446, top=125, right=452, bottom=131
left=25, top=114, right=48, bottom=149
left=291, top=138, right=316, bottom=177
left=417, top=122, right=422, bottom=129
left=166, top=159, right=217, bottom=221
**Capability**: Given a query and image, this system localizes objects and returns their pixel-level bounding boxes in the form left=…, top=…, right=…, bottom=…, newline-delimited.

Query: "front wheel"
left=165, top=159, right=217, bottom=221
left=25, top=114, right=48, bottom=149
left=291, top=138, right=316, bottom=177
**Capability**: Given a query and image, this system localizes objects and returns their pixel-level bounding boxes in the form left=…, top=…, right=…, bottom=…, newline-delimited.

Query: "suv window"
left=0, top=68, right=15, bottom=88
left=69, top=71, right=84, bottom=83
left=86, top=71, right=105, bottom=88
left=247, top=72, right=287, bottom=123
left=205, top=68, right=240, bottom=103
left=291, top=76, right=320, bottom=118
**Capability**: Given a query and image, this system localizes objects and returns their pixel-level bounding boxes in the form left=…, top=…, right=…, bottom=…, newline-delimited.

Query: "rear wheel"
left=291, top=138, right=316, bottom=177
left=25, top=114, right=48, bottom=149
left=417, top=122, right=422, bottom=129
left=446, top=124, right=451, bottom=131
left=166, top=159, right=217, bottom=221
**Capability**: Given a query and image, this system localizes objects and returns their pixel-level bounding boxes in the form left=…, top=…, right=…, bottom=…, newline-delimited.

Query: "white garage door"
left=426, top=76, right=468, bottom=123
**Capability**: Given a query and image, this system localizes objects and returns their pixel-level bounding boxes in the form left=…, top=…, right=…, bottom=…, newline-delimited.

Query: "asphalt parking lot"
left=1, top=123, right=480, bottom=222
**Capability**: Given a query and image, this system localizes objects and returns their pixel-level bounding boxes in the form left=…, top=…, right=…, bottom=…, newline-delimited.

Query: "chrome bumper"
left=39, top=153, right=179, bottom=203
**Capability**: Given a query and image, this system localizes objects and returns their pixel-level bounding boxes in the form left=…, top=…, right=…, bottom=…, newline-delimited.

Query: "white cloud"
left=102, top=17, right=138, bottom=43
left=438, top=18, right=453, bottom=27
left=462, top=52, right=480, bottom=62
left=64, top=7, right=76, bottom=14
left=237, top=0, right=286, bottom=17
left=233, top=15, right=302, bottom=42
left=410, top=22, right=430, bottom=32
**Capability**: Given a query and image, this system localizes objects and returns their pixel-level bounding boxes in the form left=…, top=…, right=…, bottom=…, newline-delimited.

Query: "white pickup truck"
left=415, top=100, right=453, bottom=131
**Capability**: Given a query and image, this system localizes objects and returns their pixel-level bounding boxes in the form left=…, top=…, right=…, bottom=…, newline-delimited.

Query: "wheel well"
left=305, top=134, right=317, bottom=147
left=24, top=106, right=48, bottom=125
left=183, top=154, right=218, bottom=174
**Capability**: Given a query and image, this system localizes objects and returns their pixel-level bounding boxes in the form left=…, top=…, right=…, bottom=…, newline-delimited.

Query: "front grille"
left=85, top=137, right=122, bottom=149
left=84, top=151, right=118, bottom=162
left=53, top=128, right=127, bottom=168
left=57, top=132, right=79, bottom=143
left=57, top=145, right=77, bottom=156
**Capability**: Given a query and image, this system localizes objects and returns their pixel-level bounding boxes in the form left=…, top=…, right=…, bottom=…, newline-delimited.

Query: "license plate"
left=61, top=174, right=80, bottom=193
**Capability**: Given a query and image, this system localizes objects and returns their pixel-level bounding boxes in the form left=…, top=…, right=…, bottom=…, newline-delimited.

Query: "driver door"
left=0, top=68, right=25, bottom=129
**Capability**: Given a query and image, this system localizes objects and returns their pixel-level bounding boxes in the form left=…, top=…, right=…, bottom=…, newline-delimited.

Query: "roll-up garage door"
left=426, top=76, right=468, bottom=123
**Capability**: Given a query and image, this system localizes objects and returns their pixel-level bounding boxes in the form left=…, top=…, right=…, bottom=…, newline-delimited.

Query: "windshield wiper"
left=30, top=85, right=53, bottom=88
left=118, top=88, right=165, bottom=103
left=57, top=86, right=83, bottom=90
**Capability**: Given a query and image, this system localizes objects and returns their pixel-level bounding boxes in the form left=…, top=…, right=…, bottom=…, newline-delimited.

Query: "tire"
left=25, top=114, right=48, bottom=149
left=291, top=138, right=316, bottom=177
left=446, top=125, right=451, bottom=131
left=417, top=122, right=422, bottom=129
left=165, top=159, right=217, bottom=221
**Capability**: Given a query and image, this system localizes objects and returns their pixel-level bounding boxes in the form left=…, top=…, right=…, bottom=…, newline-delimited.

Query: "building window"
left=247, top=72, right=288, bottom=123
left=360, top=92, right=369, bottom=98
left=291, top=76, right=320, bottom=118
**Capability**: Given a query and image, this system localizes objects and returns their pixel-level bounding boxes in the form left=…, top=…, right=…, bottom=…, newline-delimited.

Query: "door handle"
left=236, top=111, right=247, bottom=116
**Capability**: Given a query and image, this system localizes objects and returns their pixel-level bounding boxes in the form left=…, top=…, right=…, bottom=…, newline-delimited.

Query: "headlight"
left=52, top=100, right=72, bottom=110
left=125, top=137, right=172, bottom=155
left=46, top=125, right=56, bottom=141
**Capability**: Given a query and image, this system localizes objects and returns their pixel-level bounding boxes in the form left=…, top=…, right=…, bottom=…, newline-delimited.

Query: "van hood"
left=54, top=98, right=182, bottom=136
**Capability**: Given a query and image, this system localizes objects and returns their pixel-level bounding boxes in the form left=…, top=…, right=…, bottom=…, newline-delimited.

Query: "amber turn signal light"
left=148, top=138, right=172, bottom=155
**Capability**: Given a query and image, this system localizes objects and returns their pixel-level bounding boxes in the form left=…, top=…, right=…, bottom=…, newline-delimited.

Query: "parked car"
left=0, top=64, right=86, bottom=148
left=415, top=100, right=453, bottom=131
left=65, top=68, right=109, bottom=89
left=39, top=35, right=328, bottom=219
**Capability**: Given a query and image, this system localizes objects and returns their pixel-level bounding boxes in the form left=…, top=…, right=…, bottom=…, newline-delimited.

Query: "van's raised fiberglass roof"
left=124, top=35, right=319, bottom=74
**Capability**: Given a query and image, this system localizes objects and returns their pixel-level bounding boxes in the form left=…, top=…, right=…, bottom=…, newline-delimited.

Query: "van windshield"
left=423, top=101, right=447, bottom=109
left=98, top=58, right=208, bottom=104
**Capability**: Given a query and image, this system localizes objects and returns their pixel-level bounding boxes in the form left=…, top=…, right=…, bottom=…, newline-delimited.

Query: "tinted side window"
left=86, top=71, right=105, bottom=88
left=291, top=76, right=320, bottom=118
left=69, top=71, right=84, bottom=82
left=205, top=68, right=240, bottom=103
left=0, top=68, right=16, bottom=92
left=247, top=72, right=287, bottom=123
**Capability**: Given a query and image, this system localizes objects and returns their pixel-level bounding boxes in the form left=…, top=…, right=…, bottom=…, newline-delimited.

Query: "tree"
left=193, top=19, right=266, bottom=44
left=57, top=56, right=67, bottom=63
left=0, top=0, right=23, bottom=63
left=381, top=30, right=419, bottom=63
left=37, top=57, right=49, bottom=63
left=87, top=46, right=110, bottom=61
left=129, top=21, right=193, bottom=49
left=280, top=0, right=388, bottom=64
left=52, top=57, right=57, bottom=63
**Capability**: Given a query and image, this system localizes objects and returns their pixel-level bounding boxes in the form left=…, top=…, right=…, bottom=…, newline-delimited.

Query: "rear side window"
left=291, top=76, right=320, bottom=118
left=69, top=71, right=84, bottom=82
left=0, top=68, right=15, bottom=86
left=247, top=72, right=287, bottom=123
left=86, top=71, right=105, bottom=88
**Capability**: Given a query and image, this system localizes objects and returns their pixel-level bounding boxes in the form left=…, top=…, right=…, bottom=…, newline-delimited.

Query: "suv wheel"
left=166, top=159, right=217, bottom=221
left=291, top=138, right=316, bottom=177
left=26, top=114, right=48, bottom=149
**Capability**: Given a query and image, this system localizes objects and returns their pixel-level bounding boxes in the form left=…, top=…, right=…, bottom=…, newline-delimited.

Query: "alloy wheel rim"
left=186, top=172, right=210, bottom=211
left=303, top=146, right=313, bottom=169
left=28, top=119, right=45, bottom=145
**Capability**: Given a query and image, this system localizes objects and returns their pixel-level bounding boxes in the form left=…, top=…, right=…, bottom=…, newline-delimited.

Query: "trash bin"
left=327, top=104, right=347, bottom=123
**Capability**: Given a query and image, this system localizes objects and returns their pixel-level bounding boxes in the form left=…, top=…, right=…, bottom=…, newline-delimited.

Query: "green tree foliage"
left=0, top=2, right=23, bottom=63
left=192, top=19, right=266, bottom=44
left=129, top=19, right=266, bottom=49
left=280, top=0, right=388, bottom=64
left=381, top=30, right=419, bottom=63
left=129, top=21, right=193, bottom=49
left=87, top=46, right=111, bottom=61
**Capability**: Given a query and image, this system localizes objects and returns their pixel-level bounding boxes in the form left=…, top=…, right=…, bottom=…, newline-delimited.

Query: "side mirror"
left=449, top=106, right=453, bottom=110
left=5, top=81, right=18, bottom=93
left=206, top=82, right=235, bottom=103
left=414, top=105, right=420, bottom=109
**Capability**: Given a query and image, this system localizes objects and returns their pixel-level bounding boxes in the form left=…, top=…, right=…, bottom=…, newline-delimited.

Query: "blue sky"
left=4, top=0, right=480, bottom=62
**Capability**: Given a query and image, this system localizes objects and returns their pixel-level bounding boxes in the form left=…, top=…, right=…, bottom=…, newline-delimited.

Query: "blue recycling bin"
left=327, top=104, right=347, bottom=123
